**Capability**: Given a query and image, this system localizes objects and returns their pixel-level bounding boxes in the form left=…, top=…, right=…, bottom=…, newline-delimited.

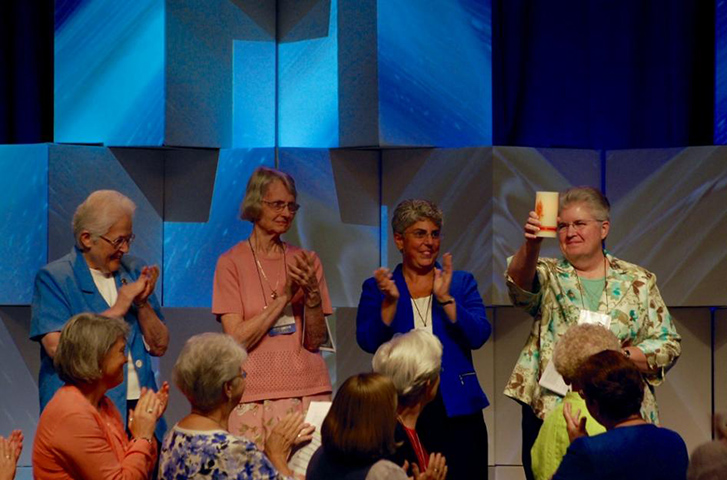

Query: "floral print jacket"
left=159, top=426, right=294, bottom=480
left=504, top=253, right=681, bottom=422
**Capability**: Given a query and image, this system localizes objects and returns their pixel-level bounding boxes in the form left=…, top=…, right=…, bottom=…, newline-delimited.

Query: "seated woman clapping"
left=159, top=333, right=313, bottom=480
left=553, top=350, right=688, bottom=480
left=372, top=330, right=448, bottom=478
left=33, top=313, right=167, bottom=480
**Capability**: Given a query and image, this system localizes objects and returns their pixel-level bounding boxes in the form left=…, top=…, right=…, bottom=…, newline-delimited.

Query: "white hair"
left=172, top=333, right=248, bottom=413
left=72, top=190, right=136, bottom=248
left=372, top=330, right=443, bottom=407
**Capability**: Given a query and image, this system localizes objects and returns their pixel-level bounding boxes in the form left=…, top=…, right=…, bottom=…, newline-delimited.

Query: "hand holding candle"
left=534, top=191, right=559, bottom=238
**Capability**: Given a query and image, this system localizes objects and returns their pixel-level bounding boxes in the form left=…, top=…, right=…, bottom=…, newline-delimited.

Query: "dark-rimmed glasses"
left=99, top=234, right=135, bottom=249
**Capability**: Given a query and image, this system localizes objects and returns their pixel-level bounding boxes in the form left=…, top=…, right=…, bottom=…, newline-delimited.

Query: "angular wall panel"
left=163, top=148, right=275, bottom=307
left=54, top=0, right=165, bottom=145
left=657, top=308, right=712, bottom=455
left=0, top=313, right=39, bottom=468
left=279, top=148, right=380, bottom=307
left=0, top=145, right=48, bottom=304
left=606, top=147, right=727, bottom=306
left=55, top=0, right=276, bottom=148
left=338, top=0, right=492, bottom=148
left=278, top=0, right=339, bottom=148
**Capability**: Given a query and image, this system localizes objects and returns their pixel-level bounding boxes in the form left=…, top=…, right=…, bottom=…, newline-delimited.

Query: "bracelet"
left=305, top=292, right=322, bottom=309
left=134, top=300, right=150, bottom=309
left=132, top=436, right=153, bottom=445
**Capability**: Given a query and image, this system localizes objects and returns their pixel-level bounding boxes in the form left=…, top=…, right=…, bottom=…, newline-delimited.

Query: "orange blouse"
left=33, top=385, right=156, bottom=480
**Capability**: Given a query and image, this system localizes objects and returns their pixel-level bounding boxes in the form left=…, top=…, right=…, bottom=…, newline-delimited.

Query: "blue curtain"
left=0, top=0, right=53, bottom=144
left=493, top=0, right=715, bottom=149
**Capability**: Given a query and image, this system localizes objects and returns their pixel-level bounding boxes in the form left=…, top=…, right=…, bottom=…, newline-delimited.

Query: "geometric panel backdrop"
left=606, top=147, right=727, bottom=306
left=163, top=148, right=275, bottom=307
left=0, top=145, right=48, bottom=304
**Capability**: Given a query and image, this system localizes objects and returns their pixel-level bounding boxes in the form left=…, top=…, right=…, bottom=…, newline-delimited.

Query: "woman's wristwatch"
left=436, top=296, right=455, bottom=306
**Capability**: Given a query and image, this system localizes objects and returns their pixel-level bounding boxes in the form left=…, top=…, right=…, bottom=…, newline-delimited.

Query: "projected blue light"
left=54, top=0, right=164, bottom=146
left=378, top=0, right=492, bottom=147
left=233, top=40, right=276, bottom=148
left=163, top=149, right=275, bottom=307
left=0, top=145, right=48, bottom=304
left=278, top=0, right=339, bottom=147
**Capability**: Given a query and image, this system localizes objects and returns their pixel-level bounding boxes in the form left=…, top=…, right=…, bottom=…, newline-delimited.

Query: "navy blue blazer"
left=356, top=264, right=491, bottom=417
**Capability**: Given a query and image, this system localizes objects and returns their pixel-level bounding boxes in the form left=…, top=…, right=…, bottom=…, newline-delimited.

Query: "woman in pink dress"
left=212, top=166, right=332, bottom=451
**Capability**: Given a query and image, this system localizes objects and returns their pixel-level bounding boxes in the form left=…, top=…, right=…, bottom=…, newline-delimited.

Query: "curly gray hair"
left=391, top=199, right=443, bottom=235
left=553, top=323, right=620, bottom=383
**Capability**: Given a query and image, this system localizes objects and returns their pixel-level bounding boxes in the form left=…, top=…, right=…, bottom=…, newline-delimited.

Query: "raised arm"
left=289, top=251, right=329, bottom=351
left=507, top=211, right=544, bottom=292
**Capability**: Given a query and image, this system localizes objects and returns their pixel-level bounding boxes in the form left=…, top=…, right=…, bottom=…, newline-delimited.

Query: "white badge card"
left=269, top=303, right=297, bottom=336
left=577, top=309, right=612, bottom=329
left=538, top=359, right=570, bottom=397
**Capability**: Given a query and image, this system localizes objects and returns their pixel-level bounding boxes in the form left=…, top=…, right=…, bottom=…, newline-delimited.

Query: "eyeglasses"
left=99, top=234, right=135, bottom=249
left=230, top=370, right=247, bottom=382
left=262, top=200, right=300, bottom=213
left=557, top=220, right=602, bottom=234
left=405, top=229, right=442, bottom=241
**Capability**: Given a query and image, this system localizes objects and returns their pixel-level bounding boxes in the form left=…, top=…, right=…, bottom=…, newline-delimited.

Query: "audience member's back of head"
left=688, top=440, right=727, bottom=480
left=321, top=373, right=397, bottom=463
left=372, top=329, right=442, bottom=407
left=553, top=324, right=620, bottom=384
left=688, top=415, right=727, bottom=480
left=576, top=349, right=644, bottom=424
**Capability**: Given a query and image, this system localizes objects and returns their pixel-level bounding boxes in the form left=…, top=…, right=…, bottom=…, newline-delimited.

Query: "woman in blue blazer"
left=356, top=199, right=491, bottom=480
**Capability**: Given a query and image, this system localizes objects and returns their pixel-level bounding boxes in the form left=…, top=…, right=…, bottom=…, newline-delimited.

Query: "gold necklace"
left=249, top=235, right=287, bottom=306
left=412, top=295, right=432, bottom=327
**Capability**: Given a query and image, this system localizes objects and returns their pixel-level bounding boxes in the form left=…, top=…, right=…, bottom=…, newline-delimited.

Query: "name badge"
left=269, top=304, right=297, bottom=336
left=578, top=309, right=612, bottom=329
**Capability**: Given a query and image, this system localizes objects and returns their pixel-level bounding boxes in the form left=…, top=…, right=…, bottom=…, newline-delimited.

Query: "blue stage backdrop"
left=278, top=0, right=339, bottom=148
left=0, top=145, right=48, bottom=304
left=54, top=0, right=165, bottom=145
left=163, top=148, right=275, bottom=307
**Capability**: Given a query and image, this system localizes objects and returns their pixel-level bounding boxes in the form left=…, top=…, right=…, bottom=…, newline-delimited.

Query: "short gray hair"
left=54, top=313, right=130, bottom=385
left=173, top=333, right=248, bottom=413
left=688, top=441, right=727, bottom=480
left=391, top=199, right=443, bottom=235
left=72, top=190, right=136, bottom=249
left=553, top=324, right=621, bottom=382
left=240, top=167, right=297, bottom=222
left=372, top=330, right=443, bottom=407
left=559, top=186, right=610, bottom=221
